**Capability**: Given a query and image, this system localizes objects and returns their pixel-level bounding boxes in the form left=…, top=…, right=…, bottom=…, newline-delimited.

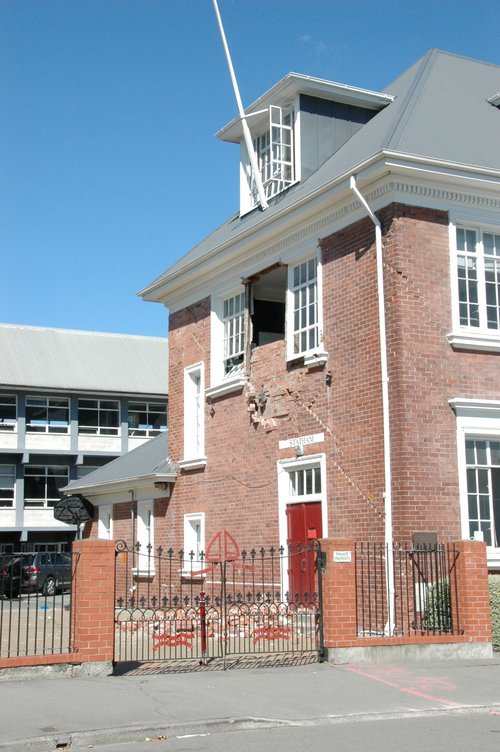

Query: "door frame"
left=277, top=453, right=328, bottom=597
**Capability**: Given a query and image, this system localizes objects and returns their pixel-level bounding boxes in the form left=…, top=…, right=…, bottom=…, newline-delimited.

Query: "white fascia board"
left=142, top=152, right=500, bottom=312
left=217, top=73, right=393, bottom=143
left=383, top=151, right=500, bottom=188
left=140, top=155, right=389, bottom=309
left=62, top=472, right=176, bottom=498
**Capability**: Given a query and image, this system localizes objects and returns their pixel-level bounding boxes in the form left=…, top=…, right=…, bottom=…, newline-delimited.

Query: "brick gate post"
left=451, top=540, right=492, bottom=645
left=320, top=539, right=357, bottom=648
left=71, top=539, right=115, bottom=674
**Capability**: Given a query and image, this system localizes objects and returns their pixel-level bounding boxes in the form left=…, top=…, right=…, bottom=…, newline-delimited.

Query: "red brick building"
left=74, top=50, right=500, bottom=575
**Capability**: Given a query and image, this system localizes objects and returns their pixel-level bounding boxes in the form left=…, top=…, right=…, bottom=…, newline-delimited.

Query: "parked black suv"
left=0, top=552, right=72, bottom=597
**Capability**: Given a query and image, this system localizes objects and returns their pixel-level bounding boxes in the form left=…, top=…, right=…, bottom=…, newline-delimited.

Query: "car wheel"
left=42, top=577, right=56, bottom=596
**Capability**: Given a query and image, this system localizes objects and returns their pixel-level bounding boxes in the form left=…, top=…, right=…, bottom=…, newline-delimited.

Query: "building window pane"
left=456, top=226, right=500, bottom=332
left=289, top=465, right=321, bottom=497
left=78, top=399, right=119, bottom=436
left=0, top=395, right=17, bottom=431
left=26, top=396, right=69, bottom=434
left=184, top=364, right=204, bottom=461
left=291, top=258, right=318, bottom=355
left=0, top=465, right=15, bottom=507
left=24, top=465, right=69, bottom=508
left=465, top=439, right=500, bottom=546
left=223, top=292, right=245, bottom=375
left=128, top=401, right=167, bottom=437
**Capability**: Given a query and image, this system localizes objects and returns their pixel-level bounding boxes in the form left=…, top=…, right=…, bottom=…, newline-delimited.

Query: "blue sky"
left=2, top=0, right=500, bottom=338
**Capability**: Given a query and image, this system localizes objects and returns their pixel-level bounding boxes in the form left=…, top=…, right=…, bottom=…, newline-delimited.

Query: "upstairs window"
left=24, top=465, right=68, bottom=508
left=456, top=226, right=500, bottom=331
left=223, top=292, right=245, bottom=376
left=128, top=401, right=167, bottom=437
left=26, top=396, right=69, bottom=434
left=243, top=104, right=295, bottom=212
left=0, top=465, right=15, bottom=508
left=289, top=257, right=319, bottom=356
left=0, top=395, right=16, bottom=431
left=78, top=399, right=120, bottom=436
left=253, top=105, right=294, bottom=203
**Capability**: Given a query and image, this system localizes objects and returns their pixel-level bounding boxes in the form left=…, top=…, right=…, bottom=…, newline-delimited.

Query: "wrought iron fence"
left=114, top=539, right=324, bottom=664
left=355, top=543, right=461, bottom=638
left=0, top=551, right=76, bottom=659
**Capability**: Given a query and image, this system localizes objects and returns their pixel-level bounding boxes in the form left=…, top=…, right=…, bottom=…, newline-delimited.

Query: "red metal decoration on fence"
left=190, top=529, right=255, bottom=577
left=252, top=626, right=292, bottom=643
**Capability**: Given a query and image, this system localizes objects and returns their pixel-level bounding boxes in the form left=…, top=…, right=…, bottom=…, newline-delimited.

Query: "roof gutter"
left=349, top=175, right=395, bottom=636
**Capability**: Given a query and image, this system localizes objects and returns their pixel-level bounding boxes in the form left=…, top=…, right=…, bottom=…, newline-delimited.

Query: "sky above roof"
left=2, top=0, right=500, bottom=337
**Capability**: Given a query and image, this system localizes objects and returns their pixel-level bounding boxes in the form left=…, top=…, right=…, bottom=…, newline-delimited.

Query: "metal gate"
left=114, top=534, right=324, bottom=666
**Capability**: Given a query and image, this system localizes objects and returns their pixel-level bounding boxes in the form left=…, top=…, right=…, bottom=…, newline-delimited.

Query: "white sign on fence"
left=333, top=551, right=352, bottom=563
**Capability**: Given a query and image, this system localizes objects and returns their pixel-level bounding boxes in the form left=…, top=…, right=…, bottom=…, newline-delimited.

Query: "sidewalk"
left=1, top=656, right=500, bottom=751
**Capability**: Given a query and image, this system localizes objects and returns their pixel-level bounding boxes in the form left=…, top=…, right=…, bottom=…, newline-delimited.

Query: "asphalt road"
left=86, top=709, right=500, bottom=752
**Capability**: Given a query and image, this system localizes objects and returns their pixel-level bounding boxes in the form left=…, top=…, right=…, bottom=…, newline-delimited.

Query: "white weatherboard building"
left=0, top=324, right=168, bottom=551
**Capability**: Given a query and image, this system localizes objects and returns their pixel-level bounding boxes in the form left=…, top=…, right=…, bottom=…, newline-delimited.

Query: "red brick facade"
left=157, top=201, right=490, bottom=551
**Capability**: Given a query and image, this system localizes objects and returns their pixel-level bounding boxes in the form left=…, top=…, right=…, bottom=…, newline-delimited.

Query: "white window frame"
left=183, top=512, right=205, bottom=572
left=98, top=505, right=113, bottom=540
left=0, top=394, right=17, bottom=432
left=277, top=453, right=328, bottom=593
left=24, top=464, right=69, bottom=507
left=179, top=362, right=207, bottom=471
left=0, top=464, right=15, bottom=508
left=208, top=289, right=247, bottom=398
left=286, top=252, right=326, bottom=364
left=26, top=395, right=70, bottom=434
left=240, top=102, right=299, bottom=216
left=451, top=398, right=500, bottom=569
left=78, top=398, right=120, bottom=436
left=135, top=501, right=154, bottom=575
left=128, top=400, right=167, bottom=437
left=448, top=219, right=500, bottom=353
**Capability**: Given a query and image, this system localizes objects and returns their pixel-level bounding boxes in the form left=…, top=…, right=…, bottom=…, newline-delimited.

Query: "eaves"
left=142, top=150, right=500, bottom=309
left=62, top=472, right=177, bottom=499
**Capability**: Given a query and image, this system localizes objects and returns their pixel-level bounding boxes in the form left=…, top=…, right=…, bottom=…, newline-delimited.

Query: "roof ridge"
left=383, top=49, right=439, bottom=151
left=0, top=322, right=166, bottom=341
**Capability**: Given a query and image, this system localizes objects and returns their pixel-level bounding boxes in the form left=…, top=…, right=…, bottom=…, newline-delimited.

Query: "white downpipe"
left=349, top=176, right=395, bottom=635
left=212, top=0, right=268, bottom=210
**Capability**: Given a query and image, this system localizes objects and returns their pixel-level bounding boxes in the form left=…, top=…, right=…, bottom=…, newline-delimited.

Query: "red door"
left=286, top=502, right=322, bottom=600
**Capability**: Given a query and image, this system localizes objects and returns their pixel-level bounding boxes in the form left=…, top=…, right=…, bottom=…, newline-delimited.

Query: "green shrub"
left=489, top=575, right=500, bottom=652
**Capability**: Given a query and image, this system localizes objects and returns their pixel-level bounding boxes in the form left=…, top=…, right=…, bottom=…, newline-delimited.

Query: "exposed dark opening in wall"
left=248, top=266, right=287, bottom=347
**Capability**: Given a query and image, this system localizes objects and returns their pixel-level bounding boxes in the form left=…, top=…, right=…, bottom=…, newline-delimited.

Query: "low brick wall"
left=320, top=538, right=493, bottom=662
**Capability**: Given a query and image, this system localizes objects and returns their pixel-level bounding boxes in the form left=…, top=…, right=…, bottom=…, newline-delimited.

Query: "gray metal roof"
left=64, top=431, right=175, bottom=493
left=0, top=324, right=168, bottom=395
left=140, top=49, right=500, bottom=297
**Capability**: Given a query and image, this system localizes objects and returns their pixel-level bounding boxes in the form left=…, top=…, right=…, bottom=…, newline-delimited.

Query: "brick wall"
left=92, top=202, right=498, bottom=555
left=71, top=539, right=115, bottom=664
left=320, top=538, right=492, bottom=656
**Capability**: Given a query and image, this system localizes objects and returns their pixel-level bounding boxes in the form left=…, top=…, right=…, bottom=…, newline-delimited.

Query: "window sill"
left=178, top=457, right=207, bottom=471
left=304, top=351, right=328, bottom=369
left=132, top=569, right=155, bottom=578
left=287, top=350, right=328, bottom=369
left=487, top=548, right=500, bottom=570
left=205, top=375, right=246, bottom=400
left=447, top=331, right=500, bottom=353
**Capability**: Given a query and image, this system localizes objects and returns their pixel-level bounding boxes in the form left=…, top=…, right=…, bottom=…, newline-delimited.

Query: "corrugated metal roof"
left=140, top=49, right=500, bottom=298
left=0, top=323, right=168, bottom=395
left=64, top=431, right=175, bottom=493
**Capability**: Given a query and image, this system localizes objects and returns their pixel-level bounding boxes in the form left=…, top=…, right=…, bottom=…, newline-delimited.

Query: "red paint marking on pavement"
left=344, top=665, right=458, bottom=707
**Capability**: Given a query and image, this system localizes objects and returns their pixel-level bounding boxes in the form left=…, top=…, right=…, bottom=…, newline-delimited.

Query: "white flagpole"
left=212, top=0, right=269, bottom=210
